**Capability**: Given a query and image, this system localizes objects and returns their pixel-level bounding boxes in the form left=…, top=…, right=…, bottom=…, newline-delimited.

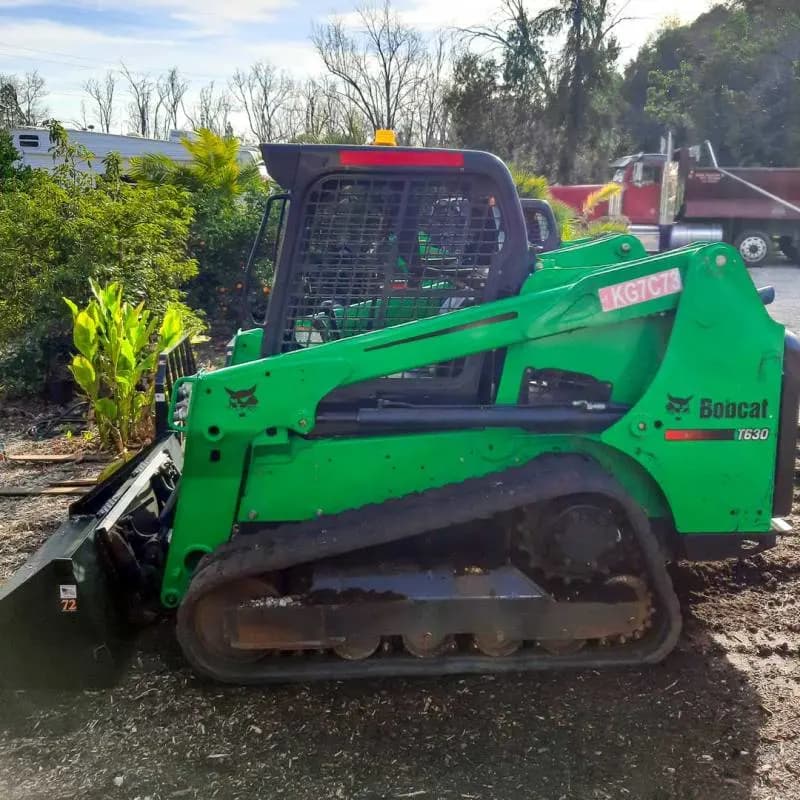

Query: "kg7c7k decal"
left=598, top=268, right=682, bottom=312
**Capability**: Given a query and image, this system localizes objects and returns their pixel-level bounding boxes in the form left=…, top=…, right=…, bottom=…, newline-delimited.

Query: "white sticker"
left=598, top=267, right=682, bottom=312
left=59, top=584, right=77, bottom=600
left=154, top=392, right=166, bottom=402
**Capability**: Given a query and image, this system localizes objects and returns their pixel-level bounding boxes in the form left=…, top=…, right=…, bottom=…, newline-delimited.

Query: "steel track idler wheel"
left=333, top=636, right=382, bottom=661
left=473, top=630, right=521, bottom=657
left=538, top=637, right=587, bottom=656
left=402, top=632, right=455, bottom=658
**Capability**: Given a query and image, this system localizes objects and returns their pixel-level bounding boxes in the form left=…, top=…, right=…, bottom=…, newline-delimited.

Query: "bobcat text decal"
left=598, top=268, right=682, bottom=312
left=699, top=398, right=768, bottom=419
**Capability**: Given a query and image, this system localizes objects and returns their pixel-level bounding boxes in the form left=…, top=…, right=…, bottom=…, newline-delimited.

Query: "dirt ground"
left=1, top=269, right=800, bottom=800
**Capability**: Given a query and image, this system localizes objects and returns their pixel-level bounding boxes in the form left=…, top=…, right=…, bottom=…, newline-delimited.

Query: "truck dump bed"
left=684, top=167, right=800, bottom=221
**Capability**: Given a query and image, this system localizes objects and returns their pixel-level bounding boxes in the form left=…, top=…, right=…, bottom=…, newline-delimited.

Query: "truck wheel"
left=779, top=236, right=799, bottom=265
left=734, top=230, right=773, bottom=268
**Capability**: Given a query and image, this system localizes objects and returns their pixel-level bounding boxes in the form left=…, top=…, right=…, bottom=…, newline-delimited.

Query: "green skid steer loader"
left=1, top=144, right=796, bottom=687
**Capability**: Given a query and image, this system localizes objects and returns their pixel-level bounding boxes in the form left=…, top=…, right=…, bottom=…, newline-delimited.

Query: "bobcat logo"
left=666, top=394, right=693, bottom=418
left=226, top=386, right=258, bottom=416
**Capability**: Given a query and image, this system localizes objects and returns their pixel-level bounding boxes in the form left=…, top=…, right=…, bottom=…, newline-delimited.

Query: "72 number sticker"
left=59, top=584, right=77, bottom=612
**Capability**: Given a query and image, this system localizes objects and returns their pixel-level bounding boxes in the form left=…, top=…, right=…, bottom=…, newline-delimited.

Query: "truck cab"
left=554, top=139, right=800, bottom=267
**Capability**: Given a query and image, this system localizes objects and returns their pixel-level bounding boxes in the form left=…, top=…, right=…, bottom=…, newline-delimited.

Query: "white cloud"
left=0, top=16, right=320, bottom=129
left=0, top=0, right=714, bottom=134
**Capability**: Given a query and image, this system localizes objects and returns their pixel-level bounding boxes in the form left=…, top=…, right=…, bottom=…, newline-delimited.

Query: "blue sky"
left=0, top=0, right=713, bottom=135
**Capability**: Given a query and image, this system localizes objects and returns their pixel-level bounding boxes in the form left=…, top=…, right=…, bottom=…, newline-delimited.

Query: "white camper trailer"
left=9, top=127, right=264, bottom=176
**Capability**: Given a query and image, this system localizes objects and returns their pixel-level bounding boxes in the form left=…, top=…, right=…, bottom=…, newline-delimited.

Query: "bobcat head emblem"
left=226, top=386, right=258, bottom=416
left=666, top=394, right=692, bottom=417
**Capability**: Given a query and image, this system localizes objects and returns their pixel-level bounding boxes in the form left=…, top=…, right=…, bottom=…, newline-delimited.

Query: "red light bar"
left=339, top=150, right=464, bottom=168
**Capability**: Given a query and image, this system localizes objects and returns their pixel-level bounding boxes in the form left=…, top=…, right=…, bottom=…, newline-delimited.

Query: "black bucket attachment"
left=0, top=334, right=195, bottom=689
left=0, top=435, right=183, bottom=689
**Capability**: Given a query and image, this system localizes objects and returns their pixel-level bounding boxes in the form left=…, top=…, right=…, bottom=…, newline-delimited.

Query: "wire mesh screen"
left=279, top=171, right=505, bottom=379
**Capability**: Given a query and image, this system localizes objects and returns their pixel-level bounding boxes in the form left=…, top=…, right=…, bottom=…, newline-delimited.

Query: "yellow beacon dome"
left=373, top=129, right=397, bottom=147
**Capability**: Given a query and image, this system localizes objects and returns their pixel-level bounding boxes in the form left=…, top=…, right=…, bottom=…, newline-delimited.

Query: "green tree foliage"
left=536, top=0, right=623, bottom=183
left=0, top=129, right=19, bottom=181
left=65, top=281, right=184, bottom=452
left=623, top=2, right=800, bottom=165
left=447, top=53, right=511, bottom=156
left=0, top=123, right=197, bottom=395
left=188, top=185, right=272, bottom=320
left=448, top=0, right=627, bottom=182
left=511, top=167, right=578, bottom=239
left=130, top=128, right=271, bottom=322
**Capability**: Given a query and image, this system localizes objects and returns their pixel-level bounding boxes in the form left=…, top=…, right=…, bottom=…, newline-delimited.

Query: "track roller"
left=402, top=632, right=455, bottom=658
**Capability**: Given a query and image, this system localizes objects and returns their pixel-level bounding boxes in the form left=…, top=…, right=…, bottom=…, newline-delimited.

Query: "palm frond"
left=581, top=182, right=621, bottom=216
left=128, top=153, right=179, bottom=186
left=509, top=166, right=551, bottom=200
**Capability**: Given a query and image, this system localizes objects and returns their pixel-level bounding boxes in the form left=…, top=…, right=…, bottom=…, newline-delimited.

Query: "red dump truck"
left=551, top=139, right=800, bottom=267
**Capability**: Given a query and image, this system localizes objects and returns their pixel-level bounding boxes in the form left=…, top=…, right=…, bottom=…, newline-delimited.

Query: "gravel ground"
left=1, top=266, right=800, bottom=800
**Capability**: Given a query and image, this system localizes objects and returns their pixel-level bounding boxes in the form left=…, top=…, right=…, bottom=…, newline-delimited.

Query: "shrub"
left=0, top=126, right=199, bottom=396
left=186, top=184, right=273, bottom=323
left=510, top=167, right=579, bottom=240
left=129, top=129, right=273, bottom=324
left=510, top=167, right=628, bottom=241
left=65, top=280, right=183, bottom=453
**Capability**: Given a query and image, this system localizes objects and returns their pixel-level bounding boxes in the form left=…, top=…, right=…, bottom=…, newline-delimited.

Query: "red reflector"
left=339, top=150, right=464, bottom=168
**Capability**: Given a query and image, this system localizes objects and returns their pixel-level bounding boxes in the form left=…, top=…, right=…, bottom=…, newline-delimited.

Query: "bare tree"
left=155, top=67, right=189, bottom=138
left=0, top=71, right=48, bottom=127
left=312, top=1, right=424, bottom=135
left=83, top=71, right=116, bottom=133
left=285, top=77, right=369, bottom=143
left=410, top=32, right=451, bottom=146
left=121, top=63, right=154, bottom=137
left=294, top=78, right=336, bottom=140
left=230, top=61, right=295, bottom=142
left=186, top=81, right=234, bottom=136
left=75, top=99, right=92, bottom=130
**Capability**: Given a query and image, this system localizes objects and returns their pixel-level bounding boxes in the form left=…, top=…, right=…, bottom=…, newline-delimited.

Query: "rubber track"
left=177, top=454, right=682, bottom=683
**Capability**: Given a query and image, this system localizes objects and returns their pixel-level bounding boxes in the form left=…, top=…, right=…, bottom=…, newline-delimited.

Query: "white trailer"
left=9, top=127, right=264, bottom=176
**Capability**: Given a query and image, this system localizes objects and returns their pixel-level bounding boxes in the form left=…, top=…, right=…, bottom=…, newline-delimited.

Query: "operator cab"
left=242, top=165, right=561, bottom=340
left=239, top=143, right=531, bottom=405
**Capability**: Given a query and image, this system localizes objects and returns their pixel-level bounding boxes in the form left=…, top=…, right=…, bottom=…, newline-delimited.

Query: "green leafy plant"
left=64, top=281, right=184, bottom=453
